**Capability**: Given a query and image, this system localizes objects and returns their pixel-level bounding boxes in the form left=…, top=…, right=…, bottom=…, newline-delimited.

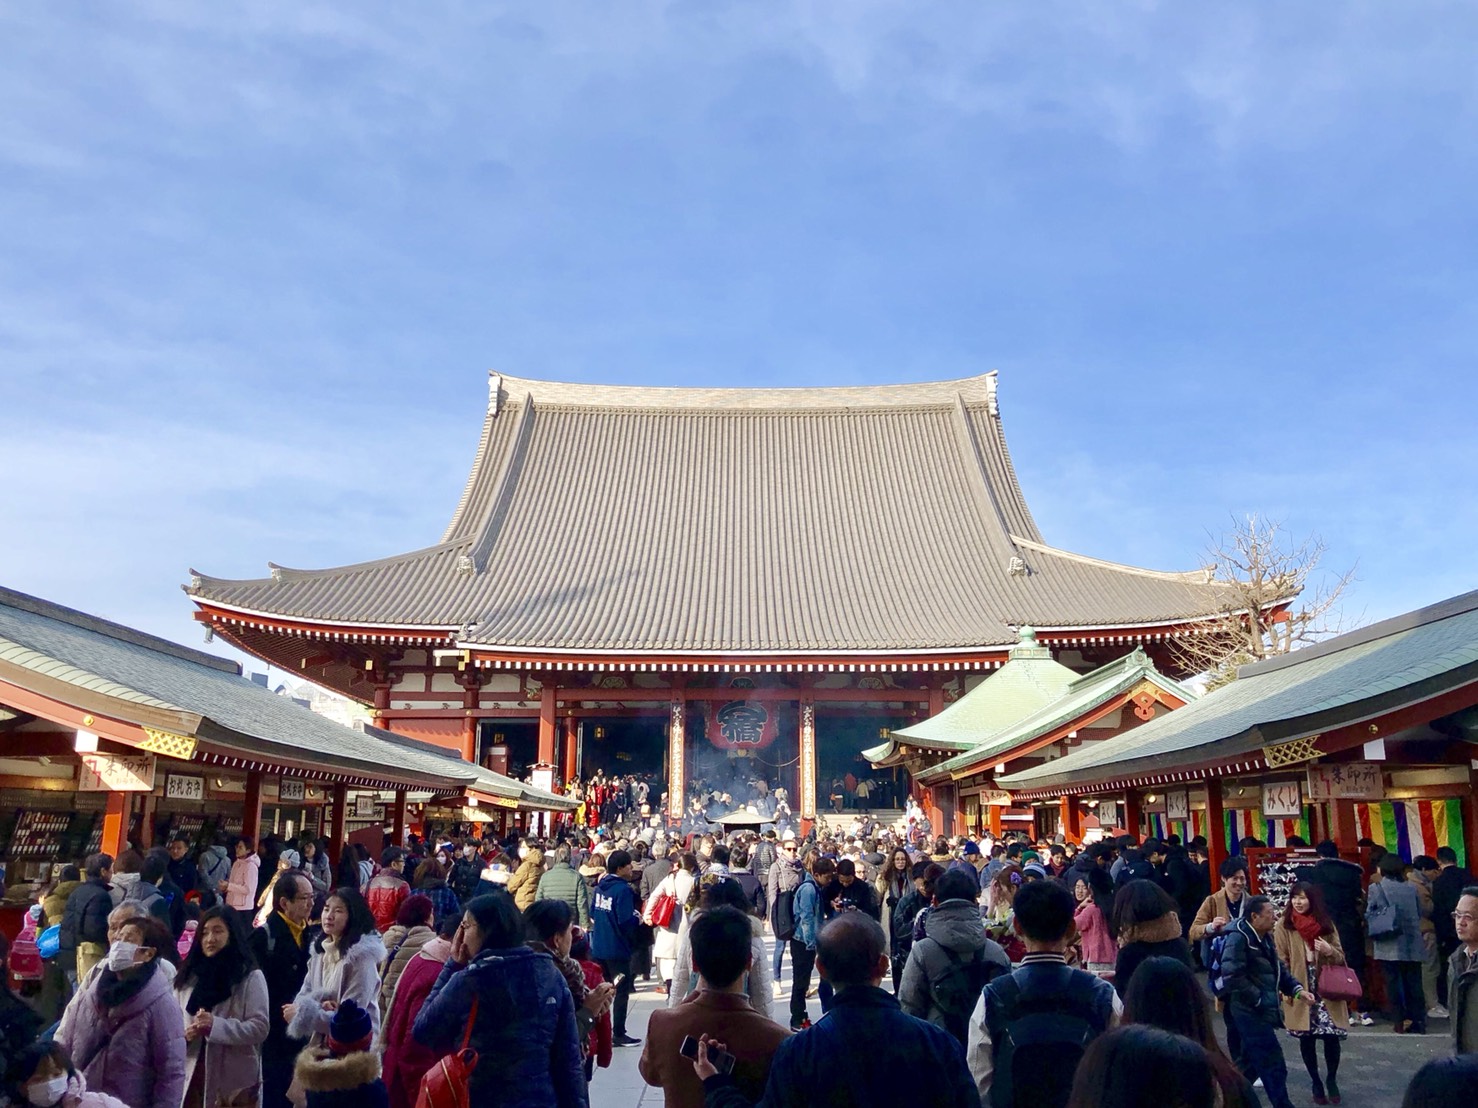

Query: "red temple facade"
left=186, top=371, right=1241, bottom=821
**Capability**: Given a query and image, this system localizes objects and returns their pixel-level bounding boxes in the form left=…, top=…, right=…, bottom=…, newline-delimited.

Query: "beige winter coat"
left=1273, top=922, right=1349, bottom=1032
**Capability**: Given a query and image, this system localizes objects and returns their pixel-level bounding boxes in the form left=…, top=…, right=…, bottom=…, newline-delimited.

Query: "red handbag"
left=416, top=996, right=479, bottom=1108
left=1316, top=965, right=1362, bottom=1002
left=650, top=890, right=677, bottom=928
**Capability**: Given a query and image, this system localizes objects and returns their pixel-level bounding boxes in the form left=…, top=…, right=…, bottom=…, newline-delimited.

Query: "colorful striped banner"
left=1223, top=807, right=1329, bottom=855
left=1144, top=810, right=1207, bottom=843
left=1354, top=799, right=1466, bottom=866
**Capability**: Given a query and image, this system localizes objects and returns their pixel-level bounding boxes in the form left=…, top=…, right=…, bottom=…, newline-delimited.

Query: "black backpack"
left=927, top=943, right=1007, bottom=1045
left=984, top=969, right=1108, bottom=1108
left=773, top=885, right=798, bottom=942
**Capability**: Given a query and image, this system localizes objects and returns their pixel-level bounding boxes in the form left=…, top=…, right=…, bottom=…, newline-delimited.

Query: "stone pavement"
left=588, top=936, right=1452, bottom=1107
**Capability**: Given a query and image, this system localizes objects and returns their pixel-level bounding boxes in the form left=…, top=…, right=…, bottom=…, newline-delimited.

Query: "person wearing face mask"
left=56, top=916, right=186, bottom=1108
left=449, top=842, right=483, bottom=904
left=7, top=1041, right=129, bottom=1108
left=172, top=907, right=269, bottom=1107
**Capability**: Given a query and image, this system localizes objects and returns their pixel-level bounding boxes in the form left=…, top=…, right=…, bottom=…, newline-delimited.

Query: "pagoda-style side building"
left=186, top=371, right=1242, bottom=822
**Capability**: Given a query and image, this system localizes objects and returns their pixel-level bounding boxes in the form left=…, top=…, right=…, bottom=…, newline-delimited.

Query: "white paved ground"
left=589, top=934, right=818, bottom=1108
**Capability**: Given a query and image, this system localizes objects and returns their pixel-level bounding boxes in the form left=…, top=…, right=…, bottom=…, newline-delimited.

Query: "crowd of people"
left=0, top=815, right=1471, bottom=1108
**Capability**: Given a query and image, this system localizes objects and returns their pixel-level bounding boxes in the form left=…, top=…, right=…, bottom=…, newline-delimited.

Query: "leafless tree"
left=1169, top=514, right=1356, bottom=687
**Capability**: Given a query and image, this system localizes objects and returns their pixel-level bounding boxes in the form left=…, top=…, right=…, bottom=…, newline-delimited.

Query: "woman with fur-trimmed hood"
left=294, top=999, right=388, bottom=1108
left=285, top=890, right=386, bottom=1045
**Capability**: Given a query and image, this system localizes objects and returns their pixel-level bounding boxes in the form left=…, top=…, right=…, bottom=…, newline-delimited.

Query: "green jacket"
left=537, top=861, right=591, bottom=928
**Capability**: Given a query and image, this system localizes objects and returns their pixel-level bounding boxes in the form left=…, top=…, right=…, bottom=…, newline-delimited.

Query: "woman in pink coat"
left=56, top=917, right=185, bottom=1108
left=219, top=838, right=261, bottom=915
left=1074, top=873, right=1117, bottom=974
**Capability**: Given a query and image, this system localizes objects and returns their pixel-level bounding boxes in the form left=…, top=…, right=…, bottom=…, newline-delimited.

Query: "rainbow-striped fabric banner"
left=1145, top=811, right=1206, bottom=843
left=1224, top=807, right=1329, bottom=855
left=1354, top=800, right=1466, bottom=866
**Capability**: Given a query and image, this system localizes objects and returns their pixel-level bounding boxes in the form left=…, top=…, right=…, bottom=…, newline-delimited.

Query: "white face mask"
left=107, top=941, right=140, bottom=971
left=26, top=1076, right=68, bottom=1107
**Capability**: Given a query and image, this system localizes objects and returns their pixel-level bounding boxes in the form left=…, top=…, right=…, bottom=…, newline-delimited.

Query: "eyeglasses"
left=1454, top=912, right=1478, bottom=923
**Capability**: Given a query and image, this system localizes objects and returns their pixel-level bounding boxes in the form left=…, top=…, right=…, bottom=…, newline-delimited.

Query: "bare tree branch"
left=1168, top=514, right=1357, bottom=688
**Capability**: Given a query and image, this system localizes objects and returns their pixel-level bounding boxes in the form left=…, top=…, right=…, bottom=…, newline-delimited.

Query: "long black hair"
left=176, top=906, right=257, bottom=993
left=1066, top=1026, right=1217, bottom=1108
left=316, top=887, right=378, bottom=954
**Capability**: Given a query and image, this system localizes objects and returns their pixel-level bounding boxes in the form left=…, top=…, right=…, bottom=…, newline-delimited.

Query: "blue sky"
left=2, top=3, right=1474, bottom=658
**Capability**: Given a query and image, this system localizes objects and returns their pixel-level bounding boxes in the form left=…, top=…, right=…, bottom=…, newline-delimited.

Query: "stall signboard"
left=530, top=766, right=555, bottom=794
left=165, top=774, right=205, bottom=801
left=279, top=779, right=306, bottom=802
left=353, top=793, right=378, bottom=819
left=1261, top=779, right=1303, bottom=819
left=78, top=752, right=156, bottom=792
left=1306, top=762, right=1383, bottom=801
left=1165, top=789, right=1190, bottom=821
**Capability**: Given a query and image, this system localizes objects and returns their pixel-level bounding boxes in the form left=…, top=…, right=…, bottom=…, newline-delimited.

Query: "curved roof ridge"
left=495, top=370, right=1000, bottom=410
left=1010, top=536, right=1218, bottom=584
left=188, top=538, right=469, bottom=590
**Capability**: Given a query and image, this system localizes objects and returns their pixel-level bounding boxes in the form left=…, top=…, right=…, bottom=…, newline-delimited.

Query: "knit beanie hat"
left=327, top=999, right=373, bottom=1056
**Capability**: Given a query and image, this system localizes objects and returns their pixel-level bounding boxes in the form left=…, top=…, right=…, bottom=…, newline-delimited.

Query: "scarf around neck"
left=1290, top=910, right=1326, bottom=949
left=98, top=958, right=157, bottom=1009
left=184, top=951, right=240, bottom=1014
left=527, top=940, right=588, bottom=1004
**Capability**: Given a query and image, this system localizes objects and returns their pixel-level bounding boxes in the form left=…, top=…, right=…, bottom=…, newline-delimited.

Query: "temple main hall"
left=186, top=371, right=1237, bottom=824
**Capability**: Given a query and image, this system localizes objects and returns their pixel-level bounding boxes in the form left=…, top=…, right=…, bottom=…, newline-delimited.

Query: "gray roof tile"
left=189, top=373, right=1237, bottom=654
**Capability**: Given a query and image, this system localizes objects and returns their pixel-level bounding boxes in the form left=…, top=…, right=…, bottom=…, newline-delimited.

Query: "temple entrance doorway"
left=816, top=711, right=913, bottom=815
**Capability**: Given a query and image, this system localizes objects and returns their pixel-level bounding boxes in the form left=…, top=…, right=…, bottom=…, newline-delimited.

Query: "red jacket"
left=366, top=872, right=409, bottom=933
left=580, top=959, right=612, bottom=1068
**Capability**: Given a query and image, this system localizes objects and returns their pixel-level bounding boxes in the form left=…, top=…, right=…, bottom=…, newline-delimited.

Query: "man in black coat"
left=1432, top=845, right=1476, bottom=1006
left=58, top=852, right=113, bottom=985
left=1222, top=896, right=1314, bottom=1108
left=251, top=872, right=314, bottom=1108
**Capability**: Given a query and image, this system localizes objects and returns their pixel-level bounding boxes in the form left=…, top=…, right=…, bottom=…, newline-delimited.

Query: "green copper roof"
left=919, top=648, right=1195, bottom=781
left=999, top=590, right=1478, bottom=794
left=889, top=627, right=1079, bottom=751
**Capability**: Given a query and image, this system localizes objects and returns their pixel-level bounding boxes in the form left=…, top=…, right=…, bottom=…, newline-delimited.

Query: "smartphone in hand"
left=680, top=1035, right=736, bottom=1075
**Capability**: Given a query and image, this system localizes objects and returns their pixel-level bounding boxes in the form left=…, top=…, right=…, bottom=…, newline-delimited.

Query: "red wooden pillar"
left=538, top=685, right=557, bottom=764
left=328, top=784, right=348, bottom=866
left=391, top=790, right=408, bottom=845
left=461, top=715, right=478, bottom=764
left=1332, top=799, right=1359, bottom=849
left=1060, top=794, right=1083, bottom=844
left=561, top=718, right=579, bottom=785
left=1122, top=790, right=1142, bottom=840
left=101, top=792, right=129, bottom=859
left=241, top=771, right=264, bottom=845
left=988, top=803, right=1003, bottom=838
left=1204, top=780, right=1228, bottom=880
left=927, top=678, right=945, bottom=719
left=372, top=684, right=391, bottom=731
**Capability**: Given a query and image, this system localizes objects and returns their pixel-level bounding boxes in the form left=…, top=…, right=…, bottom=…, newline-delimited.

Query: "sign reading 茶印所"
left=1306, top=762, right=1383, bottom=801
left=78, top=752, right=156, bottom=792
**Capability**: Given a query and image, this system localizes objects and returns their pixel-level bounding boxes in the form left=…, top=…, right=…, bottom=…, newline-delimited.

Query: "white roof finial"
left=489, top=371, right=504, bottom=416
